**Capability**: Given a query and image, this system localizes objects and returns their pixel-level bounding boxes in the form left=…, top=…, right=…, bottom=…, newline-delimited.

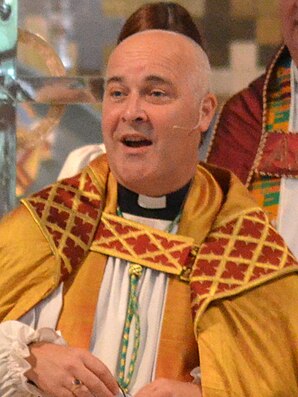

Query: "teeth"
left=124, top=137, right=144, bottom=142
left=122, top=137, right=152, bottom=147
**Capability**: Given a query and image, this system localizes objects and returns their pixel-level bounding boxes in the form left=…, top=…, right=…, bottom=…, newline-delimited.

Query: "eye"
left=150, top=89, right=166, bottom=97
left=105, top=85, right=127, bottom=102
left=110, top=89, right=125, bottom=99
left=146, top=88, right=171, bottom=104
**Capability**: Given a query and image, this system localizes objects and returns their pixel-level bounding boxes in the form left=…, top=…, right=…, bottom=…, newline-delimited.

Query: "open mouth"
left=121, top=137, right=152, bottom=148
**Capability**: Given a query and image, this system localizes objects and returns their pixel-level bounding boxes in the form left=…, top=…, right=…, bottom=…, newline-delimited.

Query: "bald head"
left=107, top=29, right=212, bottom=100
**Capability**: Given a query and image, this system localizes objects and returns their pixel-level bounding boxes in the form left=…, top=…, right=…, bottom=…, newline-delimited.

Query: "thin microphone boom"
left=172, top=103, right=203, bottom=133
left=172, top=117, right=201, bottom=132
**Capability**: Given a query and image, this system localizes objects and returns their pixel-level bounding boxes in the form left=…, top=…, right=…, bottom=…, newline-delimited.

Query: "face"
left=102, top=31, right=216, bottom=196
left=280, top=0, right=298, bottom=64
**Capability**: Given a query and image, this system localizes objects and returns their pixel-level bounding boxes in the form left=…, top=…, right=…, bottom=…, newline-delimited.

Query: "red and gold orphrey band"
left=92, top=212, right=195, bottom=280
left=18, top=155, right=297, bottom=329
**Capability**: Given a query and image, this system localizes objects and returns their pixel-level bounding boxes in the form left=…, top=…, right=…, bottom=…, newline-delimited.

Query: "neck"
left=117, top=180, right=191, bottom=220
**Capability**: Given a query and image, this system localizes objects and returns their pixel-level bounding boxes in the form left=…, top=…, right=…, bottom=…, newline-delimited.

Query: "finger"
left=62, top=376, right=96, bottom=397
left=71, top=367, right=116, bottom=397
left=42, top=386, right=76, bottom=397
left=81, top=355, right=119, bottom=395
left=71, top=383, right=95, bottom=397
left=60, top=386, right=81, bottom=397
left=29, top=373, right=76, bottom=397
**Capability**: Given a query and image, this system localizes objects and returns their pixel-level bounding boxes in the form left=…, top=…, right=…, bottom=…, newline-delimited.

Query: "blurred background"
left=15, top=0, right=282, bottom=196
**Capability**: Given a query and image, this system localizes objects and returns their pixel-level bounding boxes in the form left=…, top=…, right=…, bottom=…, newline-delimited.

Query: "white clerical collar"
left=137, top=194, right=166, bottom=209
left=117, top=181, right=191, bottom=220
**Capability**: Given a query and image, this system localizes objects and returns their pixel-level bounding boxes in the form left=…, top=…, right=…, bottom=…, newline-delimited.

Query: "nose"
left=121, top=94, right=147, bottom=123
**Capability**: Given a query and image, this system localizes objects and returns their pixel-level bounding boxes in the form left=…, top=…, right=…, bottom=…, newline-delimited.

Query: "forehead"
left=105, top=33, right=196, bottom=84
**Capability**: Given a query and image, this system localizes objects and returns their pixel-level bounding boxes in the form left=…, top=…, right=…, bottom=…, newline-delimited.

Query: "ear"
left=198, top=93, right=217, bottom=132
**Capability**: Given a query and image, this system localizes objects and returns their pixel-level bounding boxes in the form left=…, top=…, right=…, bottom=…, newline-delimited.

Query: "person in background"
left=207, top=0, right=298, bottom=258
left=116, top=1, right=204, bottom=47
left=0, top=28, right=298, bottom=397
left=58, top=1, right=209, bottom=181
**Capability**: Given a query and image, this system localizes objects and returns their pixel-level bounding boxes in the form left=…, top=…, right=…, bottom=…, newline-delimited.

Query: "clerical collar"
left=117, top=181, right=191, bottom=220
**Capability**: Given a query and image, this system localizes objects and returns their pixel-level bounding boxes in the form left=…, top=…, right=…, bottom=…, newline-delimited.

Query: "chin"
left=121, top=177, right=177, bottom=197
left=117, top=171, right=146, bottom=190
left=118, top=171, right=158, bottom=195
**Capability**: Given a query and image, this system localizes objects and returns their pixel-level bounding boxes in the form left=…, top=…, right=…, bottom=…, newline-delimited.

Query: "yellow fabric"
left=91, top=211, right=195, bottom=276
left=178, top=164, right=226, bottom=244
left=52, top=164, right=222, bottom=378
left=192, top=206, right=297, bottom=334
left=56, top=251, right=106, bottom=349
left=54, top=162, right=117, bottom=349
left=56, top=249, right=200, bottom=381
left=0, top=207, right=60, bottom=321
left=0, top=158, right=231, bottom=324
left=21, top=162, right=107, bottom=277
left=0, top=157, right=297, bottom=396
left=199, top=274, right=298, bottom=396
left=156, top=275, right=199, bottom=381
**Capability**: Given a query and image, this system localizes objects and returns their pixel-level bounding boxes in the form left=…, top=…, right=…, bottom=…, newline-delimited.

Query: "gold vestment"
left=0, top=155, right=297, bottom=396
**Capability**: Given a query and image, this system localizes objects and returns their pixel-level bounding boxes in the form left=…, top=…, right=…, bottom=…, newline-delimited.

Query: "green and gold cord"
left=116, top=207, right=181, bottom=393
left=117, top=263, right=143, bottom=392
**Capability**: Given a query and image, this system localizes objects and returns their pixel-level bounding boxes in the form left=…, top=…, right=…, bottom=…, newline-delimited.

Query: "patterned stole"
left=56, top=212, right=197, bottom=347
left=21, top=157, right=297, bottom=370
left=56, top=252, right=107, bottom=349
left=47, top=163, right=223, bottom=364
left=249, top=55, right=292, bottom=224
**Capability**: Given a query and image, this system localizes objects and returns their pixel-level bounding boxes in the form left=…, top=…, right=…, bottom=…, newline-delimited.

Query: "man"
left=207, top=0, right=298, bottom=258
left=0, top=30, right=297, bottom=397
left=57, top=1, right=210, bottom=183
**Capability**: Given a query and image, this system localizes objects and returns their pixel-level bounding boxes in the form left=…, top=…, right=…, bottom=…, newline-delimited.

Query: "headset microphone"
left=172, top=117, right=201, bottom=133
left=172, top=102, right=203, bottom=134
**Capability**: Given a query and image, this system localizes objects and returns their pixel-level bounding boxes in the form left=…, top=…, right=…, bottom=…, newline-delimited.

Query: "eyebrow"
left=105, top=76, right=123, bottom=87
left=144, top=75, right=173, bottom=86
left=105, top=75, right=173, bottom=86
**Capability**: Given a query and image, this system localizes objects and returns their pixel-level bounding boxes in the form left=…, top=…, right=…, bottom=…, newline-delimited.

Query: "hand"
left=134, top=378, right=202, bottom=397
left=25, top=342, right=119, bottom=397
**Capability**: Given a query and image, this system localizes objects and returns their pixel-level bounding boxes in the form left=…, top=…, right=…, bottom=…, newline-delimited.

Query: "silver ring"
left=71, top=378, right=83, bottom=393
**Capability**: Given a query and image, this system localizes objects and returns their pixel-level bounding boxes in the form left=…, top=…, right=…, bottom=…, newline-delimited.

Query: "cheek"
left=102, top=107, right=118, bottom=137
left=101, top=119, right=110, bottom=143
left=159, top=130, right=189, bottom=158
left=155, top=111, right=184, bottom=135
left=161, top=122, right=201, bottom=159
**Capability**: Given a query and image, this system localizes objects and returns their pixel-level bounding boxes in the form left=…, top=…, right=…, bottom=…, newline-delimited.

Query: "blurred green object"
left=0, top=0, right=17, bottom=54
left=0, top=0, right=17, bottom=217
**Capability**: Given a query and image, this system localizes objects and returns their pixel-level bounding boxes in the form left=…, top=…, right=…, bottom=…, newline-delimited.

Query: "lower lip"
left=120, top=142, right=152, bottom=154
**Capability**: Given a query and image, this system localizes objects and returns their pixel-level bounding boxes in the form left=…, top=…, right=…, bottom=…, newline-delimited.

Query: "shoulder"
left=58, top=143, right=106, bottom=180
left=220, top=73, right=265, bottom=123
left=199, top=162, right=256, bottom=209
left=0, top=205, right=45, bottom=245
left=211, top=73, right=265, bottom=143
left=206, top=73, right=265, bottom=182
left=0, top=205, right=60, bottom=321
